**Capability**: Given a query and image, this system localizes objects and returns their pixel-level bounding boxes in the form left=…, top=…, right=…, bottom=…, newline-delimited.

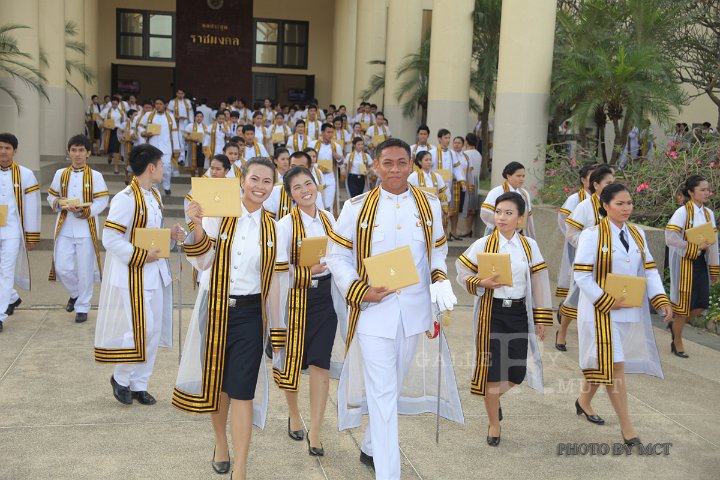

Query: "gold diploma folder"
left=191, top=177, right=242, bottom=217
left=436, top=168, right=452, bottom=183
left=146, top=123, right=161, bottom=135
left=363, top=246, right=420, bottom=291
left=134, top=228, right=171, bottom=258
left=604, top=273, right=646, bottom=308
left=188, top=131, right=204, bottom=142
left=271, top=132, right=286, bottom=144
left=476, top=253, right=513, bottom=286
left=372, top=134, right=386, bottom=146
left=298, top=236, right=329, bottom=267
left=685, top=222, right=716, bottom=246
left=103, top=119, right=115, bottom=129
left=317, top=159, right=333, bottom=172
left=0, top=204, right=7, bottom=226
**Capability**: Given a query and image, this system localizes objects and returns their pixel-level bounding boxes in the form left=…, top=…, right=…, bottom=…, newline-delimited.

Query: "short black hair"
left=212, top=154, right=231, bottom=170
left=308, top=104, right=318, bottom=111
left=283, top=165, right=316, bottom=196
left=414, top=150, right=432, bottom=169
left=682, top=175, right=707, bottom=198
left=230, top=136, right=244, bottom=145
left=252, top=111, right=263, bottom=119
left=588, top=164, right=614, bottom=193
left=352, top=136, right=364, bottom=146
left=502, top=161, right=525, bottom=179
left=598, top=183, right=630, bottom=217
left=0, top=133, right=18, bottom=149
left=375, top=138, right=411, bottom=160
left=437, top=128, right=451, bottom=138
left=241, top=157, right=276, bottom=182
left=495, top=191, right=526, bottom=217
left=289, top=151, right=311, bottom=168
left=223, top=142, right=240, bottom=153
left=153, top=97, right=165, bottom=104
left=295, top=119, right=306, bottom=127
left=273, top=147, right=289, bottom=159
left=129, top=144, right=163, bottom=175
left=230, top=111, right=240, bottom=118
left=67, top=134, right=92, bottom=151
left=127, top=108, right=137, bottom=117
left=465, top=132, right=478, bottom=147
left=321, top=122, right=333, bottom=132
left=417, top=125, right=430, bottom=135
left=242, top=124, right=255, bottom=134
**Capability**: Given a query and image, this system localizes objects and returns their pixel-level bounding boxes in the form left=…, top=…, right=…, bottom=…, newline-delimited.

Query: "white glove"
left=430, top=280, right=439, bottom=305
left=434, top=280, right=457, bottom=312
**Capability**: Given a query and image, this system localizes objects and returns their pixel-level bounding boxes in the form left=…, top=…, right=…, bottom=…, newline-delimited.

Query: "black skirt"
left=487, top=299, right=529, bottom=385
left=107, top=129, right=121, bottom=153
left=690, top=254, right=710, bottom=311
left=222, top=294, right=264, bottom=400
left=302, top=276, right=338, bottom=370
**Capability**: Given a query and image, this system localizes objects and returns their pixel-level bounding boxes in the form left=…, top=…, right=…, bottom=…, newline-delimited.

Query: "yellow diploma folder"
left=372, top=134, right=386, bottom=146
left=104, top=119, right=115, bottom=129
left=59, top=198, right=80, bottom=207
left=358, top=162, right=368, bottom=175
left=685, top=222, right=716, bottom=246
left=146, top=123, right=161, bottom=135
left=476, top=253, right=513, bottom=286
left=188, top=131, right=204, bottom=142
left=360, top=122, right=370, bottom=132
left=271, top=132, right=285, bottom=144
left=605, top=273, right=646, bottom=308
left=436, top=168, right=451, bottom=182
left=298, top=236, right=329, bottom=267
left=0, top=204, right=7, bottom=226
left=134, top=228, right=171, bottom=258
left=317, top=159, right=333, bottom=172
left=363, top=246, right=420, bottom=291
left=191, top=177, right=242, bottom=217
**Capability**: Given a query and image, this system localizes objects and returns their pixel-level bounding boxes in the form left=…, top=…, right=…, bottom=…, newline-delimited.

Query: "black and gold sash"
left=458, top=230, right=540, bottom=396
left=209, top=121, right=228, bottom=156
left=95, top=178, right=161, bottom=364
left=272, top=207, right=335, bottom=391
left=172, top=210, right=277, bottom=413
left=48, top=166, right=107, bottom=281
left=8, top=162, right=40, bottom=245
left=576, top=218, right=669, bottom=384
left=341, top=186, right=444, bottom=352
left=103, top=108, right=125, bottom=150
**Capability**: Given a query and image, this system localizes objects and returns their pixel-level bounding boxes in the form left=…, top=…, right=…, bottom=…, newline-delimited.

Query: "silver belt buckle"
left=502, top=299, right=512, bottom=308
left=228, top=298, right=236, bottom=308
left=310, top=279, right=319, bottom=289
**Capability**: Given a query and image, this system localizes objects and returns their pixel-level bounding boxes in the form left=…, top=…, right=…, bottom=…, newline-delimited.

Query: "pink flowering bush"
left=537, top=138, right=720, bottom=228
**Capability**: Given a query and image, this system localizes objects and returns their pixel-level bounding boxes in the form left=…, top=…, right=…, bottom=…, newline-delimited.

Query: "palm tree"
left=0, top=23, right=48, bottom=113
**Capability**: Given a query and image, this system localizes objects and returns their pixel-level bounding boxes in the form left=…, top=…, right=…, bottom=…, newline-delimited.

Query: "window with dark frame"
left=117, top=9, right=175, bottom=61
left=254, top=19, right=308, bottom=69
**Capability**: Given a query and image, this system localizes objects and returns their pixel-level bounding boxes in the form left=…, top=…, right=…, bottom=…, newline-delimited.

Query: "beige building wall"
left=252, top=0, right=335, bottom=107
left=95, top=0, right=176, bottom=98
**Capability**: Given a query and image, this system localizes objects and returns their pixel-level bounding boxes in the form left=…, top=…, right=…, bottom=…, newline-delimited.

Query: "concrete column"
left=64, top=0, right=86, bottom=142
left=83, top=0, right=99, bottom=100
left=353, top=0, right=387, bottom=107
left=491, top=0, right=557, bottom=192
left=39, top=0, right=67, bottom=157
left=383, top=0, right=423, bottom=143
left=0, top=0, right=41, bottom=171
left=331, top=0, right=358, bottom=110
left=426, top=0, right=474, bottom=142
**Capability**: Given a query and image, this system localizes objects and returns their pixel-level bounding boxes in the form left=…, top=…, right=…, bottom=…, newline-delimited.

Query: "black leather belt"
left=228, top=293, right=262, bottom=308
left=493, top=297, right=525, bottom=308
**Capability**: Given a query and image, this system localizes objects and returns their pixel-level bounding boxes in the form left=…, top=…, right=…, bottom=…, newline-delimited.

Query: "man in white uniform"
left=138, top=98, right=181, bottom=195
left=167, top=89, right=193, bottom=166
left=313, top=123, right=343, bottom=214
left=327, top=139, right=458, bottom=479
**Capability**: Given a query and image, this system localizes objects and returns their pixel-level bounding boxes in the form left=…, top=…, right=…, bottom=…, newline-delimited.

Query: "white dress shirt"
left=0, top=167, right=22, bottom=239
left=492, top=233, right=528, bottom=300
left=227, top=203, right=262, bottom=295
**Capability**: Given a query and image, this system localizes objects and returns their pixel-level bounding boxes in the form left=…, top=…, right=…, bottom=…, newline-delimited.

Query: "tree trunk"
left=480, top=95, right=491, bottom=180
left=610, top=118, right=622, bottom=164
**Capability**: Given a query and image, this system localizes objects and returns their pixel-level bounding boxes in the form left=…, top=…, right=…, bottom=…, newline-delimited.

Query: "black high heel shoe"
left=555, top=331, right=567, bottom=352
left=575, top=398, right=605, bottom=425
left=211, top=446, right=230, bottom=474
left=499, top=405, right=503, bottom=422
left=622, top=434, right=642, bottom=447
left=486, top=425, right=501, bottom=446
left=671, top=342, right=689, bottom=358
left=306, top=431, right=325, bottom=456
left=288, top=417, right=304, bottom=441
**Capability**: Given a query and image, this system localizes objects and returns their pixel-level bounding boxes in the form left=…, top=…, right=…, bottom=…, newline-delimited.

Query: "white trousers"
left=358, top=322, right=419, bottom=480
left=161, top=154, right=175, bottom=191
left=0, top=237, right=21, bottom=323
left=113, top=286, right=164, bottom=391
left=321, top=171, right=336, bottom=212
left=54, top=236, right=96, bottom=313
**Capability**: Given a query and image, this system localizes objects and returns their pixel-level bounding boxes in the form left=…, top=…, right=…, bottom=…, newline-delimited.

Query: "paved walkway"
left=1, top=254, right=719, bottom=479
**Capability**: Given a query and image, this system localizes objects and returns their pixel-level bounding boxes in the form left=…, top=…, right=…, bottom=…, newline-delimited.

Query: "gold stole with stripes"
left=172, top=210, right=277, bottom=413
left=48, top=166, right=104, bottom=281
left=347, top=151, right=368, bottom=175
left=272, top=207, right=334, bottom=391
left=464, top=230, right=534, bottom=396
left=209, top=121, right=227, bottom=155
left=672, top=201, right=712, bottom=316
left=103, top=108, right=125, bottom=150
left=95, top=178, right=162, bottom=364
left=147, top=111, right=178, bottom=164
left=343, top=186, right=437, bottom=352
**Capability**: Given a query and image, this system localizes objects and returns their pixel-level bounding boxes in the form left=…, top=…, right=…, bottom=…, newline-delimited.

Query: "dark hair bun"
left=682, top=175, right=706, bottom=198
left=501, top=161, right=525, bottom=179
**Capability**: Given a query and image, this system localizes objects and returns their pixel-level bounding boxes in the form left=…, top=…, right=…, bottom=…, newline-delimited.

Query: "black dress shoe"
left=287, top=418, right=304, bottom=441
left=486, top=426, right=501, bottom=446
left=164, top=189, right=171, bottom=195
left=75, top=312, right=88, bottom=323
left=212, top=447, right=231, bottom=474
left=306, top=432, right=324, bottom=456
left=5, top=298, right=21, bottom=316
left=0, top=321, right=3, bottom=332
left=555, top=331, right=567, bottom=352
left=66, top=297, right=78, bottom=312
left=671, top=342, right=689, bottom=358
left=110, top=376, right=132, bottom=405
left=360, top=451, right=374, bottom=470
left=499, top=405, right=503, bottom=421
left=575, top=398, right=605, bottom=425
left=132, top=390, right=157, bottom=405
